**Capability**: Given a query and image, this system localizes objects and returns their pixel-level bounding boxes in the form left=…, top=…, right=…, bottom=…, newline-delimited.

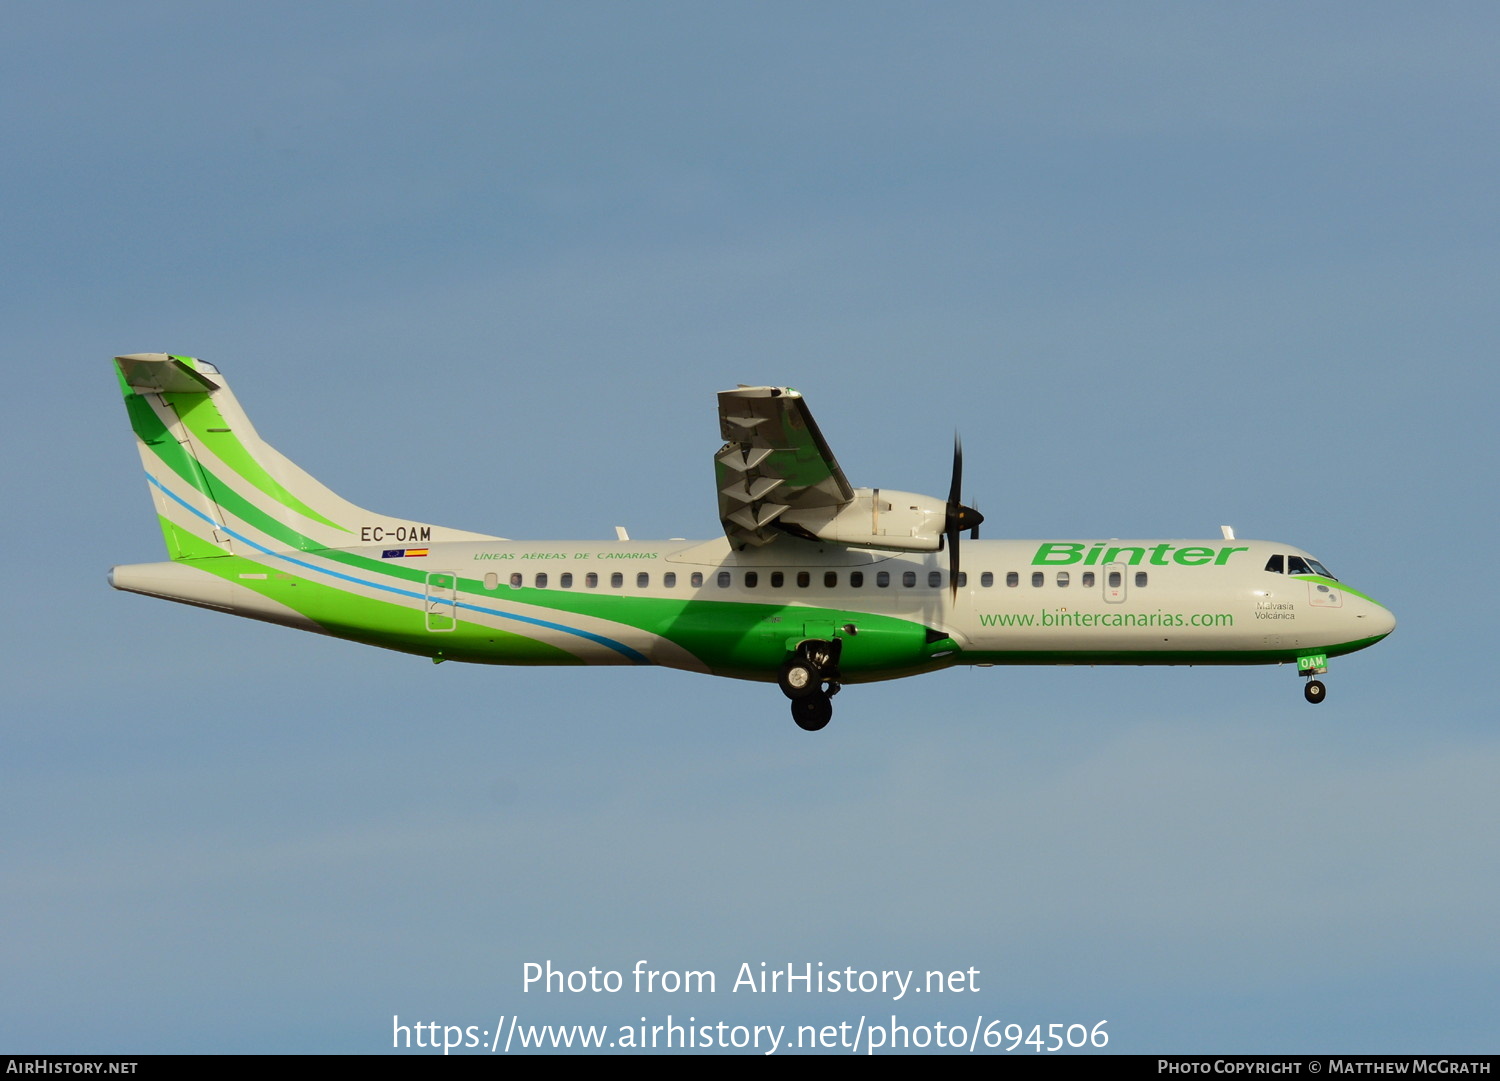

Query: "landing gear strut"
left=780, top=640, right=842, bottom=731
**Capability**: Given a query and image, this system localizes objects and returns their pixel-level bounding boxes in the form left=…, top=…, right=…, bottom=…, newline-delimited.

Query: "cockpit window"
left=1271, top=553, right=1338, bottom=580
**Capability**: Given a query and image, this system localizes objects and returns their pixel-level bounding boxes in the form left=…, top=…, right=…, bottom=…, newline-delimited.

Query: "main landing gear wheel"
left=1304, top=679, right=1326, bottom=704
left=791, top=693, right=833, bottom=732
left=780, top=640, right=843, bottom=729
left=778, top=658, right=821, bottom=700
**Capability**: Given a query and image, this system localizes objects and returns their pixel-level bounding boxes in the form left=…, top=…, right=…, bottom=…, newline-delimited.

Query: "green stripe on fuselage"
left=1290, top=575, right=1387, bottom=608
left=480, top=590, right=937, bottom=677
left=958, top=633, right=1391, bottom=667
left=177, top=552, right=578, bottom=664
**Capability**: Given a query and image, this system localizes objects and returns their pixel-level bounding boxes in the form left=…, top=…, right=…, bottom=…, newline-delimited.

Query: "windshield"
left=1274, top=554, right=1338, bottom=580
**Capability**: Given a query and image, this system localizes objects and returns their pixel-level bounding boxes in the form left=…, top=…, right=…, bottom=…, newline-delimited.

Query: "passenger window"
left=876, top=571, right=890, bottom=588
left=535, top=573, right=548, bottom=588
left=981, top=571, right=993, bottom=587
left=824, top=571, right=837, bottom=587
left=903, top=571, right=917, bottom=587
left=484, top=572, right=499, bottom=590
left=1031, top=571, right=1044, bottom=587
left=956, top=571, right=967, bottom=587
left=770, top=571, right=784, bottom=588
left=850, top=571, right=864, bottom=588
left=1135, top=571, right=1147, bottom=587
left=586, top=572, right=599, bottom=588
left=510, top=572, right=523, bottom=589
left=1057, top=572, right=1069, bottom=587
left=797, top=571, right=810, bottom=588
left=663, top=572, right=676, bottom=588
left=716, top=571, right=731, bottom=588
left=611, top=572, right=623, bottom=588
left=926, top=570, right=940, bottom=588
left=690, top=571, right=703, bottom=588
left=1006, top=571, right=1019, bottom=587
left=1082, top=571, right=1095, bottom=588
left=637, top=572, right=649, bottom=588
left=1108, top=570, right=1121, bottom=588
left=745, top=571, right=758, bottom=588
left=1265, top=554, right=1284, bottom=574
left=560, top=572, right=573, bottom=589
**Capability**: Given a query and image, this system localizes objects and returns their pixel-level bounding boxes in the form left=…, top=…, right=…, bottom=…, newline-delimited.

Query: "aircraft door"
left=425, top=571, right=458, bottom=631
left=802, top=618, right=838, bottom=641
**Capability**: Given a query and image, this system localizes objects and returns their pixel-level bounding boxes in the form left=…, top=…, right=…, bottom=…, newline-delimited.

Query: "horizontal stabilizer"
left=117, top=353, right=221, bottom=394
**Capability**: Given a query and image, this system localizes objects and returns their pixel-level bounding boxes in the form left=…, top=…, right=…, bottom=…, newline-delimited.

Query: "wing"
left=715, top=386, right=855, bottom=548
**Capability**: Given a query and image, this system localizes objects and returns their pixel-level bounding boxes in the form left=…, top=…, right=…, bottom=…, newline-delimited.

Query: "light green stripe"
left=1290, top=575, right=1386, bottom=607
left=162, top=390, right=349, bottom=533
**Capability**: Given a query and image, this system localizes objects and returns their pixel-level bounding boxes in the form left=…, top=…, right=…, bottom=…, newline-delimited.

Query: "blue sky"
left=3, top=2, right=1496, bottom=1054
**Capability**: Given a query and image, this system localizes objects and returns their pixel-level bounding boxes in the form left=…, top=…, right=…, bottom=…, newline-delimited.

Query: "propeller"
left=945, top=435, right=985, bottom=601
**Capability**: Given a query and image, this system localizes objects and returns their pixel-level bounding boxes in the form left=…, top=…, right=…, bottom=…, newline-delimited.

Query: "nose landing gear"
left=1298, top=652, right=1328, bottom=704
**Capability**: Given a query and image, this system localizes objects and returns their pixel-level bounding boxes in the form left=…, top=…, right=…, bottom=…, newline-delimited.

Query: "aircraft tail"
left=115, top=353, right=500, bottom=560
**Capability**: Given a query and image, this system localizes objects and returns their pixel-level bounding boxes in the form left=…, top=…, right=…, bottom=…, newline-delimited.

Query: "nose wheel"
left=1297, top=653, right=1329, bottom=705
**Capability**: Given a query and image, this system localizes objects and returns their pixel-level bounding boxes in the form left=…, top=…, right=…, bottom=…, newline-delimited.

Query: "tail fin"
left=115, top=353, right=500, bottom=560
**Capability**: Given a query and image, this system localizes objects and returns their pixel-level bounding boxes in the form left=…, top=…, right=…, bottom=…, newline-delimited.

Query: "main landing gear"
left=1304, top=678, right=1326, bottom=704
left=790, top=693, right=834, bottom=732
left=779, top=640, right=842, bottom=732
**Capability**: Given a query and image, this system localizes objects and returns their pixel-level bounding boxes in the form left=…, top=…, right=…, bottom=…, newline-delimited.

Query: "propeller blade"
left=948, top=526, right=961, bottom=602
left=948, top=434, right=964, bottom=510
left=945, top=435, right=984, bottom=601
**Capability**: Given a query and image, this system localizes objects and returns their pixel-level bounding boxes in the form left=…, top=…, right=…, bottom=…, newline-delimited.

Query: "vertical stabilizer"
left=115, top=354, right=501, bottom=559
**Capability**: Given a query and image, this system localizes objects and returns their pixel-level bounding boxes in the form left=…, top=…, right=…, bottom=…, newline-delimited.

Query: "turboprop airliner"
left=109, top=353, right=1395, bottom=731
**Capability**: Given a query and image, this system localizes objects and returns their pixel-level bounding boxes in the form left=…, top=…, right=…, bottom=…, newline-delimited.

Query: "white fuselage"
left=112, top=534, right=1393, bottom=679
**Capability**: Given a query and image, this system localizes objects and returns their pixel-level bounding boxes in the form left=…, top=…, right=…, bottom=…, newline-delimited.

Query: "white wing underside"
left=715, top=387, right=854, bottom=548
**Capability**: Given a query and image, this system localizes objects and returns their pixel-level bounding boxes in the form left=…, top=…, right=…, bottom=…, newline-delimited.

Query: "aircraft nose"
left=1365, top=601, right=1396, bottom=639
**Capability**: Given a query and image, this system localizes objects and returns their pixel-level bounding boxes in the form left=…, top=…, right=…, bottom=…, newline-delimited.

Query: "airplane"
left=108, top=353, right=1396, bottom=731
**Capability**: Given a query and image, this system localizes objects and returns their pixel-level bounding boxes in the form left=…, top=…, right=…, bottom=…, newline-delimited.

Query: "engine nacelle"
left=781, top=488, right=948, bottom=551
